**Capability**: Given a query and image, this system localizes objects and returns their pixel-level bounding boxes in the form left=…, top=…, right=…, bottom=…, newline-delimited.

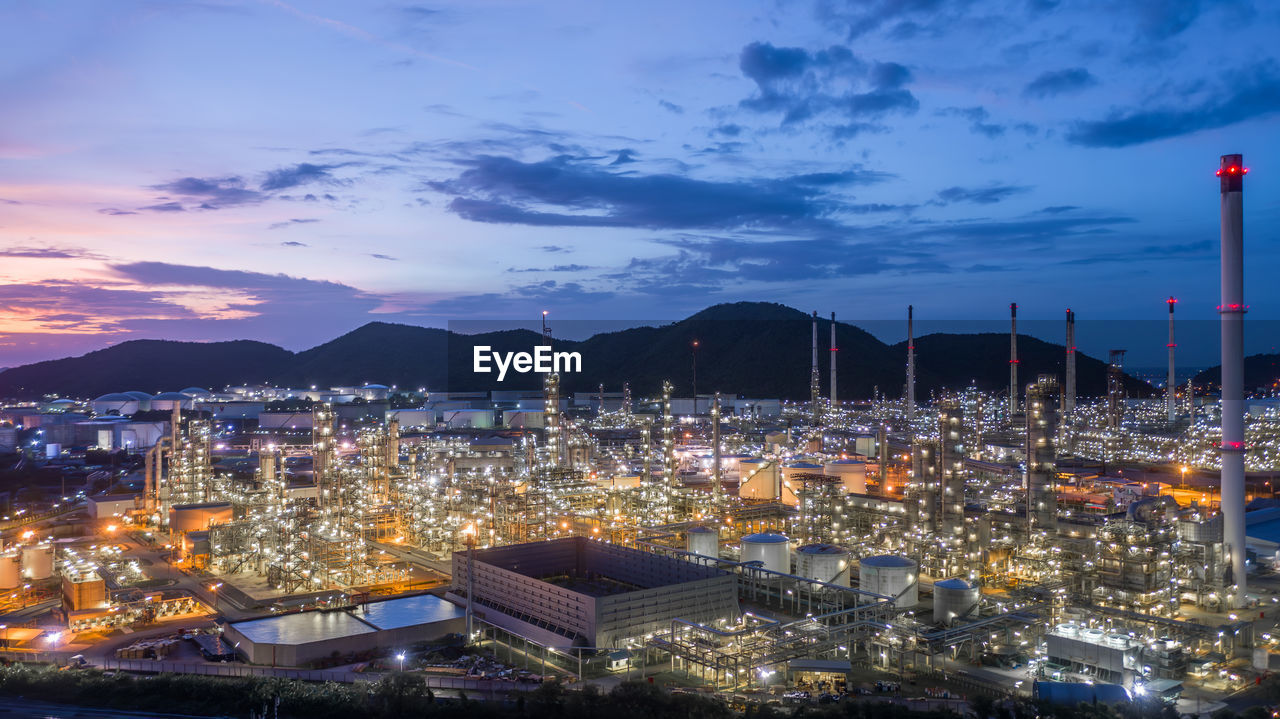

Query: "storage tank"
left=858, top=555, right=918, bottom=607
left=824, top=459, right=868, bottom=494
left=741, top=532, right=790, bottom=574
left=168, top=502, right=234, bottom=532
left=738, top=458, right=779, bottom=499
left=795, top=543, right=849, bottom=585
left=781, top=461, right=824, bottom=486
left=932, top=578, right=980, bottom=625
left=0, top=552, right=21, bottom=589
left=21, top=544, right=54, bottom=580
left=686, top=526, right=720, bottom=558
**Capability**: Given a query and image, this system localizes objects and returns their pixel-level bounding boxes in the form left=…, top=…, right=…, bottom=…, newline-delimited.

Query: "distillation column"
left=1168, top=297, right=1178, bottom=423
left=1025, top=375, right=1059, bottom=533
left=1009, top=303, right=1019, bottom=417
left=830, top=312, right=838, bottom=407
left=711, top=392, right=722, bottom=507
left=1064, top=309, right=1076, bottom=414
left=906, top=305, right=916, bottom=424
left=1219, top=153, right=1247, bottom=607
left=810, top=311, right=821, bottom=426
left=938, top=402, right=965, bottom=541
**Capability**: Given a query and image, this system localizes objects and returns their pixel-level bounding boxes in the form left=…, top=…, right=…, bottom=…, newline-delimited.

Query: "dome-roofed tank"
left=0, top=552, right=20, bottom=589
left=92, top=393, right=140, bottom=415
left=150, top=391, right=194, bottom=412
left=741, top=532, right=790, bottom=574
left=933, top=578, right=980, bottom=625
left=686, top=525, right=720, bottom=557
left=795, top=543, right=849, bottom=585
left=859, top=555, right=918, bottom=607
left=21, top=544, right=54, bottom=580
left=824, top=459, right=867, bottom=494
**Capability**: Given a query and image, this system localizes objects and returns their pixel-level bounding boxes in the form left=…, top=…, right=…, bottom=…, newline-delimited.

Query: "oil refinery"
left=0, top=155, right=1276, bottom=714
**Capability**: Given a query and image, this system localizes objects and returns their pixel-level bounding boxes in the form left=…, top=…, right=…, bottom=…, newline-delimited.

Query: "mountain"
left=1192, top=354, right=1280, bottom=392
left=0, top=302, right=1154, bottom=400
left=899, top=333, right=1155, bottom=398
left=0, top=339, right=292, bottom=398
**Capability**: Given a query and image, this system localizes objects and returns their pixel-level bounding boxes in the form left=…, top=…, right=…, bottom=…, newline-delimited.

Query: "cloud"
left=1036, top=205, right=1080, bottom=214
left=368, top=253, right=398, bottom=261
left=0, top=245, right=103, bottom=259
left=712, top=124, right=743, bottom=137
left=658, top=99, right=684, bottom=114
left=1067, top=61, right=1280, bottom=147
left=818, top=0, right=959, bottom=39
left=97, top=208, right=137, bottom=216
left=937, top=106, right=1005, bottom=137
left=936, top=184, right=1031, bottom=204
left=139, top=201, right=186, bottom=212
left=506, top=264, right=592, bottom=273
left=268, top=218, right=321, bottom=230
left=150, top=176, right=264, bottom=209
left=611, top=149, right=638, bottom=165
left=260, top=162, right=348, bottom=191
left=427, top=154, right=891, bottom=231
left=538, top=245, right=571, bottom=253
left=736, top=41, right=916, bottom=129
left=1024, top=67, right=1098, bottom=98
left=0, top=198, right=21, bottom=205
left=280, top=241, right=309, bottom=247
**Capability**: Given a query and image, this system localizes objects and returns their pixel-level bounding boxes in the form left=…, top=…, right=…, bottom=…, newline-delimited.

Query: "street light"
left=396, top=652, right=405, bottom=672
left=209, top=582, right=223, bottom=610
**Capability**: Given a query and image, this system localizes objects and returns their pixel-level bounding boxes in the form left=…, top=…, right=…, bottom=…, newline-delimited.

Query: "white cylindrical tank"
left=933, top=578, right=980, bottom=625
left=781, top=461, right=824, bottom=485
left=859, top=555, right=918, bottom=607
left=0, top=552, right=20, bottom=589
left=795, top=543, right=849, bottom=585
left=21, top=544, right=54, bottom=580
left=686, top=526, right=720, bottom=558
left=824, top=459, right=867, bottom=494
left=741, top=532, right=790, bottom=574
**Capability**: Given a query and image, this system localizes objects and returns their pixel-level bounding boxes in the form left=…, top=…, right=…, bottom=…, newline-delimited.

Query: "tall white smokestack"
left=1219, top=153, right=1247, bottom=608
left=1009, top=303, right=1019, bottom=416
left=1167, top=297, right=1177, bottom=423
left=1064, top=309, right=1076, bottom=414
left=830, top=312, right=838, bottom=406
left=906, top=305, right=916, bottom=423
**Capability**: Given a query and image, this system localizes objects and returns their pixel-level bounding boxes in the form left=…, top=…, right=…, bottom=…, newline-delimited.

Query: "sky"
left=1, top=0, right=1279, bottom=368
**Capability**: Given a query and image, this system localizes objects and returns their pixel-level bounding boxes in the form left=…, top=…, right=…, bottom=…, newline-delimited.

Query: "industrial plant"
left=0, top=154, right=1277, bottom=714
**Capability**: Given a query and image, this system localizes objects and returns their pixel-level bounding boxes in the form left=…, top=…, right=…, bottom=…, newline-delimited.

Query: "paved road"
left=0, top=698, right=221, bottom=719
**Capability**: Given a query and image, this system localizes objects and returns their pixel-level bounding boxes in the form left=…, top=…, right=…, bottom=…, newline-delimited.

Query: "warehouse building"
left=448, top=537, right=739, bottom=649
left=224, top=593, right=466, bottom=666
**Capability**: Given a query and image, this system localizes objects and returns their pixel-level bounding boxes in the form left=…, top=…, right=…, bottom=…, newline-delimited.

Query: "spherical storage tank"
left=686, top=526, right=720, bottom=557
left=824, top=460, right=867, bottom=494
left=859, top=555, right=918, bottom=607
left=795, top=543, right=849, bottom=585
left=933, top=578, right=980, bottom=625
left=0, top=552, right=20, bottom=589
left=741, top=532, right=790, bottom=574
left=21, top=544, right=54, bottom=580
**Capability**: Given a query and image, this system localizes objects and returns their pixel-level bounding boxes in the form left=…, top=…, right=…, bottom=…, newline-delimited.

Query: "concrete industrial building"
left=448, top=537, right=739, bottom=649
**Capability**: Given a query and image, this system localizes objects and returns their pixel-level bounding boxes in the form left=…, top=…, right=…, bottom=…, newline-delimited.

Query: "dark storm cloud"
left=936, top=184, right=1030, bottom=204
left=1067, top=61, right=1280, bottom=147
left=150, top=176, right=264, bottom=208
left=1023, top=68, right=1098, bottom=98
left=427, top=154, right=891, bottom=231
left=260, top=162, right=348, bottom=191
left=937, top=106, right=1005, bottom=138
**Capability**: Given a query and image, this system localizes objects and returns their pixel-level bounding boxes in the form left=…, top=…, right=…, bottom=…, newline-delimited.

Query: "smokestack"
left=1009, top=303, right=1019, bottom=416
left=1167, top=297, right=1177, bottom=423
left=906, top=306, right=916, bottom=423
left=1219, top=153, right=1247, bottom=608
left=1064, top=309, right=1076, bottom=414
left=712, top=392, right=722, bottom=506
left=830, top=312, right=838, bottom=406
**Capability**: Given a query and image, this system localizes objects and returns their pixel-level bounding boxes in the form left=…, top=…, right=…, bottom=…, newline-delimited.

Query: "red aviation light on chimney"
left=1216, top=166, right=1249, bottom=176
